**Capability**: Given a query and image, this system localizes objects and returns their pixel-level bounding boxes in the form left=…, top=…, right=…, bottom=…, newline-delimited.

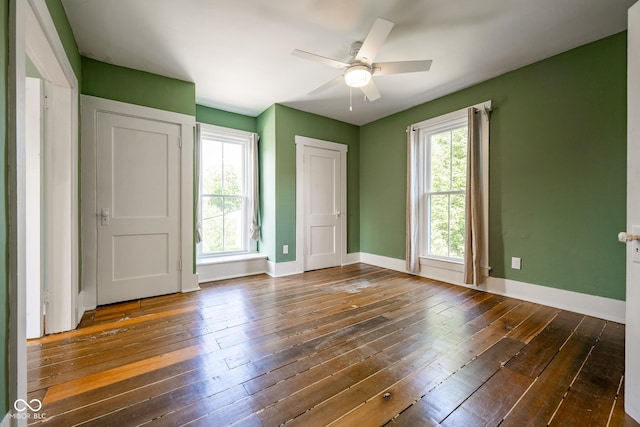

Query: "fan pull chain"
left=349, top=87, right=353, bottom=112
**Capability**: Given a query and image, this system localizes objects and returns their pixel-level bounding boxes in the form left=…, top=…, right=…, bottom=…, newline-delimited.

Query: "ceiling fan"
left=292, top=17, right=432, bottom=104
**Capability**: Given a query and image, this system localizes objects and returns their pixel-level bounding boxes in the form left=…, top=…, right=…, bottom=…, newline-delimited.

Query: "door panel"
left=626, top=2, right=640, bottom=421
left=97, top=112, right=180, bottom=305
left=304, top=146, right=341, bottom=270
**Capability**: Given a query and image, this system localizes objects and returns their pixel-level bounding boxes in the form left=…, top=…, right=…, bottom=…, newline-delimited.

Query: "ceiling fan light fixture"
left=344, top=65, right=372, bottom=88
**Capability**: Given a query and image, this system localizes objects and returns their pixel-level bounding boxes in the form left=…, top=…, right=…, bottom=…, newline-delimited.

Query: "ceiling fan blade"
left=360, top=80, right=381, bottom=102
left=355, top=18, right=394, bottom=64
left=308, top=75, right=344, bottom=96
left=372, top=60, right=433, bottom=76
left=291, top=49, right=350, bottom=69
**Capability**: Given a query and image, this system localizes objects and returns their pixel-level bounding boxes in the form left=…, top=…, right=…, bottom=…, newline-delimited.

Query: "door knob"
left=101, top=208, right=110, bottom=226
left=618, top=232, right=640, bottom=242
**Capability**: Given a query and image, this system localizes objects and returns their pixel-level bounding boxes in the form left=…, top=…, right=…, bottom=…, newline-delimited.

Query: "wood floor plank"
left=500, top=316, right=606, bottom=426
left=43, top=343, right=208, bottom=403
left=25, top=265, right=637, bottom=427
left=548, top=322, right=625, bottom=426
left=439, top=309, right=582, bottom=426
left=337, top=300, right=537, bottom=427
left=31, top=306, right=198, bottom=345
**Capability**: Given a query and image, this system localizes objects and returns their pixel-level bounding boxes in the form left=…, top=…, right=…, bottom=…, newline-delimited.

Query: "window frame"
left=412, top=101, right=490, bottom=272
left=197, top=123, right=257, bottom=260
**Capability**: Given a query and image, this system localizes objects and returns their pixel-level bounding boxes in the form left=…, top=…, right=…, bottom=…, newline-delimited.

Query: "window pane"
left=202, top=196, right=223, bottom=254
left=198, top=125, right=255, bottom=257
left=224, top=197, right=243, bottom=252
left=449, top=193, right=466, bottom=258
left=223, top=142, right=243, bottom=196
left=429, top=194, right=449, bottom=257
left=202, top=139, right=222, bottom=195
left=451, top=127, right=468, bottom=190
left=430, top=132, right=451, bottom=192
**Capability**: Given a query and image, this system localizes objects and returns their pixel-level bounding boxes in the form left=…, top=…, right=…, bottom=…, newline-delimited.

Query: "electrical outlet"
left=283, top=245, right=289, bottom=255
left=511, top=257, right=521, bottom=270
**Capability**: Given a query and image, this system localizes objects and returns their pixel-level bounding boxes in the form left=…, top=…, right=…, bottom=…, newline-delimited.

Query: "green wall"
left=258, top=105, right=360, bottom=262
left=361, top=32, right=627, bottom=300
left=45, top=0, right=81, bottom=79
left=257, top=105, right=277, bottom=260
left=1, top=0, right=8, bottom=416
left=81, top=57, right=195, bottom=116
left=26, top=56, right=42, bottom=78
left=196, top=104, right=256, bottom=133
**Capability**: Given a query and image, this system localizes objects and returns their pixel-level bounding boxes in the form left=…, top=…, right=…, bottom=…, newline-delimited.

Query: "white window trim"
left=413, top=101, right=491, bottom=273
left=197, top=123, right=258, bottom=261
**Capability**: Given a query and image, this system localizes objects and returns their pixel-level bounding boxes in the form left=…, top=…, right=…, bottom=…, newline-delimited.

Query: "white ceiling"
left=61, top=0, right=634, bottom=126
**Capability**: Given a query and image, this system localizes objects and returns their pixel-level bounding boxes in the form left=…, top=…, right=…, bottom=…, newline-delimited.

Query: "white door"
left=96, top=112, right=181, bottom=305
left=304, top=146, right=342, bottom=271
left=626, top=3, right=640, bottom=422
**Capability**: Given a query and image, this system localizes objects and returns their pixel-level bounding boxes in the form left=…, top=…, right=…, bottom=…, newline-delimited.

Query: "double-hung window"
left=197, top=124, right=258, bottom=259
left=422, top=117, right=468, bottom=261
left=408, top=101, right=490, bottom=282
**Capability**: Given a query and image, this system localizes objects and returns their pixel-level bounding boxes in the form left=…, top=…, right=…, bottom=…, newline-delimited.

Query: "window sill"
left=197, top=252, right=267, bottom=266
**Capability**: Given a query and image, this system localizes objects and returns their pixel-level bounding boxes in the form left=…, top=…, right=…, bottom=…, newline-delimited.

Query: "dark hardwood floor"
left=27, top=264, right=638, bottom=426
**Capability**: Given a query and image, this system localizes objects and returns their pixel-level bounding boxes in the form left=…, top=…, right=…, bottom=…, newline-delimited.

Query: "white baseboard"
left=266, top=260, right=301, bottom=277
left=480, top=277, right=625, bottom=324
left=76, top=290, right=88, bottom=327
left=266, top=253, right=361, bottom=276
left=360, top=252, right=406, bottom=272
left=359, top=252, right=626, bottom=324
left=344, top=252, right=362, bottom=265
left=182, top=273, right=201, bottom=292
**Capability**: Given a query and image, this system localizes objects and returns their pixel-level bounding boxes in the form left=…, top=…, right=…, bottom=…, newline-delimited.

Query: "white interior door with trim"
left=96, top=112, right=181, bottom=305
left=295, top=135, right=348, bottom=273
left=304, top=146, right=342, bottom=271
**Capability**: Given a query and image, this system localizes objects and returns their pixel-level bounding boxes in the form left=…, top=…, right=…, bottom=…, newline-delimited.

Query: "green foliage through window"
left=427, top=126, right=467, bottom=260
left=200, top=138, right=246, bottom=254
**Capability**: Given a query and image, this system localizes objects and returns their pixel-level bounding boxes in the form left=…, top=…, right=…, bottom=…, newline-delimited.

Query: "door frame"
left=10, top=0, right=79, bottom=418
left=26, top=0, right=79, bottom=333
left=295, top=135, right=347, bottom=273
left=81, top=95, right=199, bottom=311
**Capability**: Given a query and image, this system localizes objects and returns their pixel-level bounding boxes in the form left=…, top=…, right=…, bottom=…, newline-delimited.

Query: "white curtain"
left=249, top=133, right=260, bottom=241
left=406, top=126, right=420, bottom=273
left=464, top=108, right=483, bottom=285
left=194, top=124, right=203, bottom=244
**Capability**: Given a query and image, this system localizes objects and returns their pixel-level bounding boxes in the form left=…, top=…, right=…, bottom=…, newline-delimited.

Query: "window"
left=197, top=124, right=258, bottom=258
left=407, top=101, right=490, bottom=278
left=423, top=118, right=468, bottom=261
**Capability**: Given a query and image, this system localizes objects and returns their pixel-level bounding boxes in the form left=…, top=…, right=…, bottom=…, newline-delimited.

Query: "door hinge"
left=43, top=95, right=49, bottom=110
left=179, top=258, right=183, bottom=271
left=178, top=137, right=182, bottom=148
